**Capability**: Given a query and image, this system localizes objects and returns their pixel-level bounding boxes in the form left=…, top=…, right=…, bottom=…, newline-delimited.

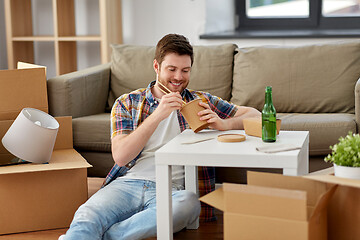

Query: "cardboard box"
left=0, top=116, right=91, bottom=235
left=200, top=172, right=337, bottom=240
left=0, top=65, right=91, bottom=234
left=243, top=117, right=281, bottom=138
left=306, top=169, right=360, bottom=240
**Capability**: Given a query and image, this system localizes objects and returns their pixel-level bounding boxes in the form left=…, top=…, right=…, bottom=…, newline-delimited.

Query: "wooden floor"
left=0, top=156, right=330, bottom=239
left=0, top=212, right=223, bottom=240
left=148, top=212, right=224, bottom=240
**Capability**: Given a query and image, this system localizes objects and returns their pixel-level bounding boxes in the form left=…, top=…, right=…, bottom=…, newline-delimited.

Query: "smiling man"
left=59, top=34, right=260, bottom=240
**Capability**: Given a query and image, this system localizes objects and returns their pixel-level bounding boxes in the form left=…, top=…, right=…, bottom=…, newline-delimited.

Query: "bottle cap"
left=266, top=86, right=272, bottom=91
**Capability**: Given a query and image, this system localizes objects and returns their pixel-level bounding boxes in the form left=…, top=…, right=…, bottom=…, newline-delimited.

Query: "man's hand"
left=198, top=101, right=261, bottom=131
left=153, top=92, right=184, bottom=121
left=112, top=92, right=183, bottom=167
left=198, top=101, right=228, bottom=131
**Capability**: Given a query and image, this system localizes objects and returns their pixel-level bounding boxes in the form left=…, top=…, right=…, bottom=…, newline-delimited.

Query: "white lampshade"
left=1, top=108, right=59, bottom=164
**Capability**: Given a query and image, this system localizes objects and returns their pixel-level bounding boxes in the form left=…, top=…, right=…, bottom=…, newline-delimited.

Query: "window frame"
left=236, top=0, right=360, bottom=30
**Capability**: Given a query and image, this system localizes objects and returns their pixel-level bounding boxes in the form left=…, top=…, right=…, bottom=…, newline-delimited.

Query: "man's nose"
left=174, top=70, right=183, bottom=80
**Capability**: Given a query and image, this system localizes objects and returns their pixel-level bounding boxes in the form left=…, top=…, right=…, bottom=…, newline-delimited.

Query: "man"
left=60, top=34, right=260, bottom=240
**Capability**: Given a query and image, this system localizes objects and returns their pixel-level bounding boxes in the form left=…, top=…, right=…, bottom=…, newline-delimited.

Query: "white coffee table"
left=155, top=129, right=309, bottom=240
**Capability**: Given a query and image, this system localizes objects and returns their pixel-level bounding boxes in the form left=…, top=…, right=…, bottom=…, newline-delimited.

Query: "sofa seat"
left=72, top=112, right=355, bottom=157
left=73, top=113, right=111, bottom=152
left=278, top=113, right=356, bottom=155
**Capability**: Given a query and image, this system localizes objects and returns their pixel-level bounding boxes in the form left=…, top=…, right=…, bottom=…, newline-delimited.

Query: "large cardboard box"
left=0, top=117, right=91, bottom=235
left=200, top=172, right=337, bottom=240
left=306, top=169, right=360, bottom=240
left=0, top=66, right=91, bottom=234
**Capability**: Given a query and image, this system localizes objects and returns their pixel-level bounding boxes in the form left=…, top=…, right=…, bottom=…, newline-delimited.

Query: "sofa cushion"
left=109, top=45, right=156, bottom=108
left=278, top=113, right=356, bottom=155
left=72, top=113, right=111, bottom=152
left=188, top=44, right=236, bottom=101
left=109, top=44, right=237, bottom=107
left=232, top=41, right=360, bottom=114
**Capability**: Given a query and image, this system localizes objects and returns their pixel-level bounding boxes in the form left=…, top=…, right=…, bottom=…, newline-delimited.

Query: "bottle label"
left=262, top=116, right=276, bottom=142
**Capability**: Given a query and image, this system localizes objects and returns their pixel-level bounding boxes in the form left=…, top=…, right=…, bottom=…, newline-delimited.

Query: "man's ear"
left=153, top=59, right=160, bottom=74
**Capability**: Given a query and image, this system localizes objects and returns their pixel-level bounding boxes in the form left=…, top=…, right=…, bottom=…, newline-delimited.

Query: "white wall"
left=121, top=0, right=207, bottom=46
left=121, top=0, right=358, bottom=47
left=0, top=0, right=359, bottom=75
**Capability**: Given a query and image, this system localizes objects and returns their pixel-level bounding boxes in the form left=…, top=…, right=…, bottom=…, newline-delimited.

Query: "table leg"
left=185, top=165, right=199, bottom=229
left=156, top=164, right=173, bottom=240
left=284, top=135, right=309, bottom=176
left=299, top=136, right=309, bottom=175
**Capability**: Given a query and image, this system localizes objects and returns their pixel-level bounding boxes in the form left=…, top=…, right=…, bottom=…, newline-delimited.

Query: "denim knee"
left=71, top=203, right=108, bottom=232
left=173, top=190, right=201, bottom=224
left=183, top=191, right=201, bottom=216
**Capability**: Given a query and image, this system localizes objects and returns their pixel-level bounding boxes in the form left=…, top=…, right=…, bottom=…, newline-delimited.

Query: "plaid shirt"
left=104, top=81, right=238, bottom=221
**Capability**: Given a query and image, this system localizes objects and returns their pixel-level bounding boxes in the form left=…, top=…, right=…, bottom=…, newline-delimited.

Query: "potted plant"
left=325, top=131, right=360, bottom=180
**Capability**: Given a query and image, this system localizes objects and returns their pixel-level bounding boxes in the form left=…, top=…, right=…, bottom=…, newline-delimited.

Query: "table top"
left=155, top=129, right=309, bottom=168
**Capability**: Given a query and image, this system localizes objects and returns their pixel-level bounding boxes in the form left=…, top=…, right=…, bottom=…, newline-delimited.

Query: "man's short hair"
left=154, top=34, right=194, bottom=66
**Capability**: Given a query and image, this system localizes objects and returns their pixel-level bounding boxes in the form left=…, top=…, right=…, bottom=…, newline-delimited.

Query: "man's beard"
left=157, top=74, right=187, bottom=93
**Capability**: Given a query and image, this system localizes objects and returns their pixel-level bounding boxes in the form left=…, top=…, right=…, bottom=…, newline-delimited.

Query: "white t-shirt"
left=122, top=110, right=185, bottom=189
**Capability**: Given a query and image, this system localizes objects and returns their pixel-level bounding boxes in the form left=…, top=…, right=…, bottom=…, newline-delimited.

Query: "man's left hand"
left=198, top=102, right=228, bottom=131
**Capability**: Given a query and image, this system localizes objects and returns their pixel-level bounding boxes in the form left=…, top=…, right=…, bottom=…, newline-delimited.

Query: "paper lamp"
left=1, top=108, right=59, bottom=164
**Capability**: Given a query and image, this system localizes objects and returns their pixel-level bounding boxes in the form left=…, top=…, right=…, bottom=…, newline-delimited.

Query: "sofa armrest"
left=48, top=63, right=111, bottom=118
left=355, top=78, right=360, bottom=132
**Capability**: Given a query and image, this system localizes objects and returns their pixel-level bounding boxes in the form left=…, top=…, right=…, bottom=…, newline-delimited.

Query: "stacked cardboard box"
left=0, top=67, right=91, bottom=235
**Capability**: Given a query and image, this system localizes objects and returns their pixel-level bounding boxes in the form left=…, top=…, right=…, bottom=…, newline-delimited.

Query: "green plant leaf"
left=324, top=132, right=360, bottom=167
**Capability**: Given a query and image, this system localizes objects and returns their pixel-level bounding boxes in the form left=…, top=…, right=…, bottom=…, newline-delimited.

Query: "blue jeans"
left=62, top=178, right=201, bottom=240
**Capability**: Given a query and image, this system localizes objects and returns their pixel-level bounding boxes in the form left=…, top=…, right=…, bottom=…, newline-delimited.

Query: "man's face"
left=155, top=52, right=192, bottom=93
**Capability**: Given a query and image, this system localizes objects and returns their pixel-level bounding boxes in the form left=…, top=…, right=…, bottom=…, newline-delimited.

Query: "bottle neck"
left=265, top=91, right=273, bottom=105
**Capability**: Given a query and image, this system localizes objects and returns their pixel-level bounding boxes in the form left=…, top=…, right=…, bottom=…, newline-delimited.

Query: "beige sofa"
left=47, top=41, right=360, bottom=180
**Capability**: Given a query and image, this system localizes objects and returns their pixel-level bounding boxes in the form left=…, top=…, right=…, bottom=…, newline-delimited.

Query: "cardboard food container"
left=200, top=171, right=337, bottom=240
left=243, top=117, right=281, bottom=138
left=0, top=65, right=92, bottom=235
left=305, top=168, right=360, bottom=240
left=180, top=99, right=209, bottom=133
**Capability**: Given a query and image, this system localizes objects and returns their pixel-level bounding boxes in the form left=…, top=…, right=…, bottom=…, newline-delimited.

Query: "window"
left=237, top=0, right=360, bottom=30
left=247, top=0, right=310, bottom=18
left=200, top=0, right=360, bottom=38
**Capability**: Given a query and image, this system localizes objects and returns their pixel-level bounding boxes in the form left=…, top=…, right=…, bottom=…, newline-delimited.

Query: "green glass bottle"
left=262, top=86, right=277, bottom=142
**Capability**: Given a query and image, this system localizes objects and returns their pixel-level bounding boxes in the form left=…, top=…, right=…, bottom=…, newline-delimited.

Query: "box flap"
left=223, top=183, right=307, bottom=221
left=0, top=120, right=13, bottom=154
left=0, top=68, right=48, bottom=120
left=247, top=171, right=328, bottom=209
left=17, top=61, right=47, bottom=73
left=309, top=185, right=337, bottom=222
left=199, top=187, right=225, bottom=211
left=306, top=174, right=360, bottom=188
left=53, top=116, right=73, bottom=150
left=0, top=149, right=91, bottom=175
